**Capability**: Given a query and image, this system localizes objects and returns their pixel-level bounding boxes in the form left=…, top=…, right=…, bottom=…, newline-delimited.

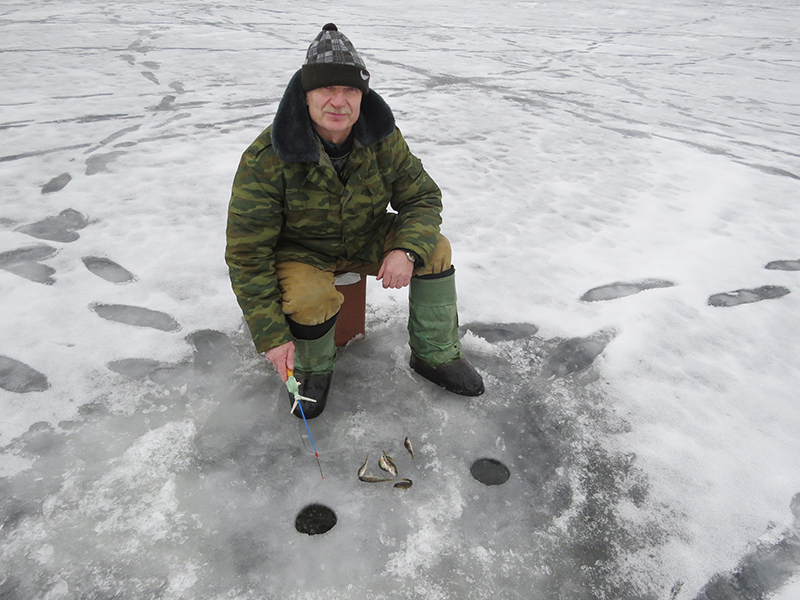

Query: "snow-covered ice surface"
left=2, top=1, right=800, bottom=598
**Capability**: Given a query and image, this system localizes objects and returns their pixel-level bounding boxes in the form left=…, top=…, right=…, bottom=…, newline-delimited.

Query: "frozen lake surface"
left=1, top=1, right=800, bottom=598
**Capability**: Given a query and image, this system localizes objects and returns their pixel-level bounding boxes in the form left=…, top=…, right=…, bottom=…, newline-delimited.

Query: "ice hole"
left=295, top=504, right=337, bottom=536
left=470, top=458, right=510, bottom=486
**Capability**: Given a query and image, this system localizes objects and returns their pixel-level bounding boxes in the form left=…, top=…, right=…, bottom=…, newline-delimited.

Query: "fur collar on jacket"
left=271, top=69, right=396, bottom=163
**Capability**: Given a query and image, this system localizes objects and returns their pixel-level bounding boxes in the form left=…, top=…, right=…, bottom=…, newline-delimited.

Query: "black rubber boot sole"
left=409, top=354, right=485, bottom=396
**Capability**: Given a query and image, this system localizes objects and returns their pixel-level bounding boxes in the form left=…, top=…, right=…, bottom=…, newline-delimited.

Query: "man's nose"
left=329, top=90, right=347, bottom=106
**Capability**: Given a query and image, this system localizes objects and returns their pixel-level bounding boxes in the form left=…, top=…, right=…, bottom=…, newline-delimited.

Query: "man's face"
left=306, top=86, right=362, bottom=144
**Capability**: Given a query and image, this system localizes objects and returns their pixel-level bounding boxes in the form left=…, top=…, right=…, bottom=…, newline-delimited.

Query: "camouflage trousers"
left=277, top=232, right=452, bottom=326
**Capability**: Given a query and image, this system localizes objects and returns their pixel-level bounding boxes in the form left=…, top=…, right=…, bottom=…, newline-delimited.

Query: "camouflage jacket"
left=226, top=70, right=443, bottom=352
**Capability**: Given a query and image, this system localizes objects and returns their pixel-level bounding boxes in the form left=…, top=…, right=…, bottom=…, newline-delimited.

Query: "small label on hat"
left=360, top=70, right=369, bottom=80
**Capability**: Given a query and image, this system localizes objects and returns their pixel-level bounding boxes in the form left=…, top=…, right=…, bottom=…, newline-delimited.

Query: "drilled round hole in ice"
left=470, top=458, right=510, bottom=486
left=295, top=504, right=337, bottom=535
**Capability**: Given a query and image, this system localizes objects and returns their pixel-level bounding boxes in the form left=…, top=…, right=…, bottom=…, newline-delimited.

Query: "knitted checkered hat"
left=301, top=23, right=370, bottom=94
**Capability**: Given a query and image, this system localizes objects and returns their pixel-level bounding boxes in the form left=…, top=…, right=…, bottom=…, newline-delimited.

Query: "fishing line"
left=287, top=369, right=324, bottom=480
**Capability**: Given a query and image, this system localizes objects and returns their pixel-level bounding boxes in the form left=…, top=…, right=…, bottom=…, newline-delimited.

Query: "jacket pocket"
left=284, top=192, right=337, bottom=238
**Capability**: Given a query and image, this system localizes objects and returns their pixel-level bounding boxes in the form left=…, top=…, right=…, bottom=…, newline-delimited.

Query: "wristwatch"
left=404, top=251, right=417, bottom=265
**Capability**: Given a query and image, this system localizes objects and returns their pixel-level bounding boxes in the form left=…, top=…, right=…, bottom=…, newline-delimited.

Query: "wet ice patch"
left=90, top=303, right=181, bottom=332
left=0, top=321, right=684, bottom=598
left=0, top=356, right=49, bottom=393
left=581, top=279, right=675, bottom=302
left=81, top=256, right=136, bottom=283
left=15, top=209, right=89, bottom=243
left=708, top=285, right=791, bottom=307
left=694, top=493, right=800, bottom=599
left=0, top=244, right=57, bottom=284
left=766, top=259, right=800, bottom=271
left=40, top=172, right=72, bottom=194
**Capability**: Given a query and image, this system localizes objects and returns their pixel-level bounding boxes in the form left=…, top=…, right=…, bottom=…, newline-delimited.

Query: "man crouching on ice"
left=225, top=23, right=484, bottom=418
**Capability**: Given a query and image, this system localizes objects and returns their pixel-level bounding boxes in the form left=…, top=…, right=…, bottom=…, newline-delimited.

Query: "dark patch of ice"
left=169, top=81, right=186, bottom=94
left=0, top=356, right=49, bottom=393
left=462, top=322, right=539, bottom=343
left=581, top=279, right=675, bottom=302
left=85, top=151, right=125, bottom=175
left=15, top=209, right=89, bottom=242
left=765, top=259, right=800, bottom=271
left=708, top=285, right=790, bottom=307
left=149, top=363, right=195, bottom=389
left=90, top=303, right=181, bottom=332
left=693, top=493, right=800, bottom=600
left=141, top=61, right=160, bottom=70
left=470, top=458, right=510, bottom=485
left=547, top=332, right=614, bottom=377
left=107, top=358, right=164, bottom=379
left=141, top=71, right=159, bottom=85
left=41, top=172, right=72, bottom=194
left=295, top=504, right=337, bottom=535
left=81, top=256, right=136, bottom=283
left=0, top=245, right=58, bottom=284
left=78, top=402, right=110, bottom=417
left=189, top=330, right=237, bottom=373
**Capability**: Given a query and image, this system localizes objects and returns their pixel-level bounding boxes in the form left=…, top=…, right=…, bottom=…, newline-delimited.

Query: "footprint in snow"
left=107, top=330, right=237, bottom=390
left=41, top=173, right=72, bottom=194
left=90, top=303, right=181, bottom=332
left=765, top=259, right=800, bottom=271
left=462, top=322, right=540, bottom=343
left=708, top=285, right=790, bottom=307
left=580, top=279, right=675, bottom=302
left=547, top=331, right=615, bottom=377
left=85, top=152, right=125, bottom=175
left=107, top=358, right=164, bottom=379
left=0, top=356, right=50, bottom=393
left=81, top=257, right=136, bottom=284
left=15, top=208, right=89, bottom=243
left=0, top=245, right=58, bottom=284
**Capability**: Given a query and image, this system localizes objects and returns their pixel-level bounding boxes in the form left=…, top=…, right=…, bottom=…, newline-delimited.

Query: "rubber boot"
left=289, top=317, right=337, bottom=419
left=407, top=267, right=484, bottom=396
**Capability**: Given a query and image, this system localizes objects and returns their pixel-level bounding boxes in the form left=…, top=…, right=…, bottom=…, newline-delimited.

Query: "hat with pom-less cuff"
left=301, top=23, right=370, bottom=94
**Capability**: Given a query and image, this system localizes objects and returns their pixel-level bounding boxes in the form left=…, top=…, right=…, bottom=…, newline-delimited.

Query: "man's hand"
left=265, top=341, right=295, bottom=382
left=376, top=249, right=415, bottom=289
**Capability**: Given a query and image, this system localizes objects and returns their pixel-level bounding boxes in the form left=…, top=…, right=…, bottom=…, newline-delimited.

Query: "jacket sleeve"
left=387, top=129, right=443, bottom=266
left=225, top=144, right=293, bottom=353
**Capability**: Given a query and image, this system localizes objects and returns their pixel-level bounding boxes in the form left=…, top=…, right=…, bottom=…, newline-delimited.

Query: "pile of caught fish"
left=357, top=437, right=415, bottom=489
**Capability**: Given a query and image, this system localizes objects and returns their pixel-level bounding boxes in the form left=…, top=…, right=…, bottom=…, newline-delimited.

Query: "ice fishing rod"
left=286, top=369, right=324, bottom=480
